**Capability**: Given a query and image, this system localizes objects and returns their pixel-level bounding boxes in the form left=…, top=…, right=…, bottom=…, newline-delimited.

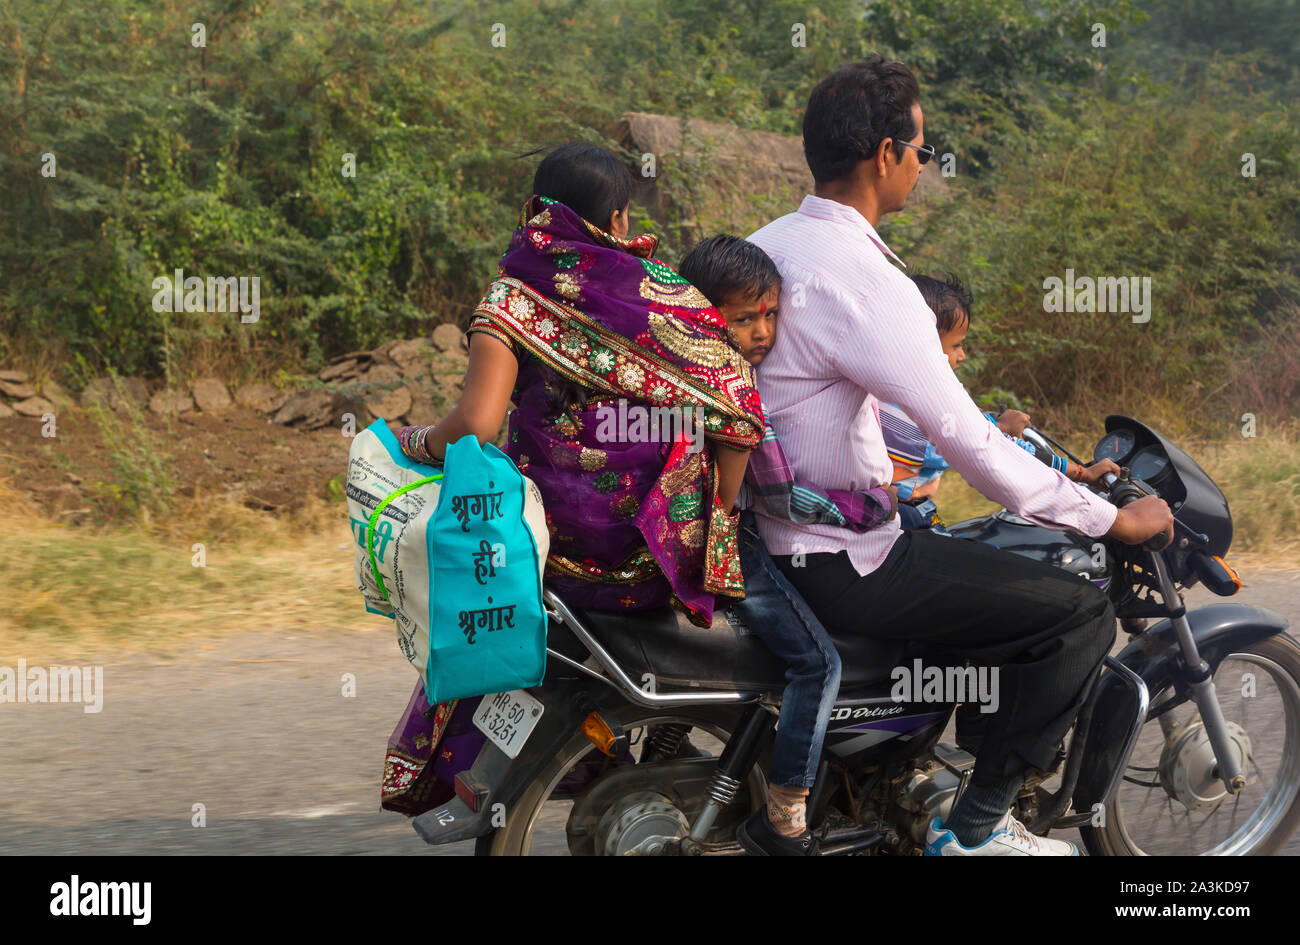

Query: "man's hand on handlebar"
left=1106, top=493, right=1175, bottom=548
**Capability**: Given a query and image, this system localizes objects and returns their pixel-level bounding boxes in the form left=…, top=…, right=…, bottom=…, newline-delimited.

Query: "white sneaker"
left=924, top=810, right=1079, bottom=856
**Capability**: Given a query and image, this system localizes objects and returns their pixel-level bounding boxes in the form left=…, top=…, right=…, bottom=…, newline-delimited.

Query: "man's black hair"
left=529, top=142, right=632, bottom=230
left=911, top=273, right=973, bottom=334
left=678, top=235, right=782, bottom=307
left=802, top=56, right=922, bottom=185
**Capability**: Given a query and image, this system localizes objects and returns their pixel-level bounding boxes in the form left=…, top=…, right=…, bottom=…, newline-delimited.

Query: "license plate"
left=473, top=689, right=544, bottom=759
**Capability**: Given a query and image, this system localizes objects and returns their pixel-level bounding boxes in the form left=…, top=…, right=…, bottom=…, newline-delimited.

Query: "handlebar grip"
left=1108, top=469, right=1145, bottom=507
left=1108, top=470, right=1171, bottom=550
left=1142, top=530, right=1172, bottom=553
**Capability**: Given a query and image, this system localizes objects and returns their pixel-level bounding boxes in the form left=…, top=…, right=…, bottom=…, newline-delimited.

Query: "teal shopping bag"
left=424, top=434, right=547, bottom=703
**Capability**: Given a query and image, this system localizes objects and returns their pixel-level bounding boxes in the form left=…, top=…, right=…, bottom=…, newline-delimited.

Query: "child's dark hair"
left=910, top=273, right=973, bottom=333
left=677, top=235, right=782, bottom=307
left=528, top=142, right=632, bottom=231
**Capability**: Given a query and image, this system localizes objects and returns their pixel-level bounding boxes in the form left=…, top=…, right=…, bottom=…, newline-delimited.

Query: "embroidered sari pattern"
left=469, top=196, right=766, bottom=625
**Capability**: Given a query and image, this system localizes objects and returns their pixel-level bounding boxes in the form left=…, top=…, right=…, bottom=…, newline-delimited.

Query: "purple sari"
left=384, top=198, right=766, bottom=815
left=422, top=195, right=766, bottom=625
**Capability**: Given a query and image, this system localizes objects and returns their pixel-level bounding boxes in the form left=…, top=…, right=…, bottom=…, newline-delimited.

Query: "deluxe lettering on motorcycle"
left=450, top=489, right=505, bottom=531
left=457, top=600, right=517, bottom=644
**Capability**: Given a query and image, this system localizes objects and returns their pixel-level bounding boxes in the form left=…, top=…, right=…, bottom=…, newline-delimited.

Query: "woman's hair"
left=530, top=142, right=633, bottom=231
left=802, top=56, right=921, bottom=185
left=677, top=235, right=782, bottom=307
left=910, top=273, right=973, bottom=334
left=518, top=143, right=634, bottom=421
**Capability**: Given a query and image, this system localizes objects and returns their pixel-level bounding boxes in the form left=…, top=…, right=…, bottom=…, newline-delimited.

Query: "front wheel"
left=477, top=706, right=766, bottom=856
left=1081, top=632, right=1300, bottom=856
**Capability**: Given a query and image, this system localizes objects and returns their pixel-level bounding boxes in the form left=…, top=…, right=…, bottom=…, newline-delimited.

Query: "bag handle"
left=366, top=473, right=443, bottom=604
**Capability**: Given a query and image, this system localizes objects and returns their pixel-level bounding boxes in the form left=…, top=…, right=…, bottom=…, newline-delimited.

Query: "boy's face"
left=717, top=286, right=780, bottom=366
left=938, top=310, right=969, bottom=371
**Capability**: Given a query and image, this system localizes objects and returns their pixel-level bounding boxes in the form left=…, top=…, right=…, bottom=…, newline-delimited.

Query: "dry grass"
left=939, top=427, right=1300, bottom=567
left=0, top=479, right=373, bottom=660
left=4, top=427, right=1297, bottom=661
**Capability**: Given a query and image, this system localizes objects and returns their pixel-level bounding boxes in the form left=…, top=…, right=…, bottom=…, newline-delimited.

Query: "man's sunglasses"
left=896, top=140, right=937, bottom=165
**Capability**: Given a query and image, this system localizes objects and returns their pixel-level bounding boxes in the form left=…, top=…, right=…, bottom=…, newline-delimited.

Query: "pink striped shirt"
left=747, top=195, right=1118, bottom=576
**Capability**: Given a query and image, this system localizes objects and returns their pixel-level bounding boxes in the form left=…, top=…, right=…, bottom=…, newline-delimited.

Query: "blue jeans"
left=725, top=511, right=842, bottom=787
left=898, top=497, right=952, bottom=535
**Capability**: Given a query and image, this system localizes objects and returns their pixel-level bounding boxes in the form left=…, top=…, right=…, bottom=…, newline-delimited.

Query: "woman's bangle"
left=413, top=426, right=433, bottom=462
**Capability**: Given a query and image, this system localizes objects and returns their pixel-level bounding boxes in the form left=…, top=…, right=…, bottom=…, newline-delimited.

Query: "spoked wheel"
left=1082, top=633, right=1300, bottom=855
left=477, top=707, right=766, bottom=856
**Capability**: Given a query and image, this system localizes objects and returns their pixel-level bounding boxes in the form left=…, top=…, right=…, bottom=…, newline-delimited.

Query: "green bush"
left=1, top=0, right=1295, bottom=436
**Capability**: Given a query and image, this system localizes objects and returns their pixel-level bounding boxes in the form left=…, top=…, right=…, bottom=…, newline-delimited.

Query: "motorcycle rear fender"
left=1076, top=603, right=1291, bottom=810
left=411, top=675, right=622, bottom=845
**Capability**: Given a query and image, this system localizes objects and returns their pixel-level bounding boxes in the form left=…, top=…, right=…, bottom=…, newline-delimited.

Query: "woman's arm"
left=407, top=332, right=518, bottom=463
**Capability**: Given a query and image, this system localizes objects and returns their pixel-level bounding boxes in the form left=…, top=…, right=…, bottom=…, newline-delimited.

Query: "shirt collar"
left=796, top=194, right=907, bottom=268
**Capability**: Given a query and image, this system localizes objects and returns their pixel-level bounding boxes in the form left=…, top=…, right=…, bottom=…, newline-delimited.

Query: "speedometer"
left=1128, top=445, right=1169, bottom=482
left=1094, top=429, right=1136, bottom=464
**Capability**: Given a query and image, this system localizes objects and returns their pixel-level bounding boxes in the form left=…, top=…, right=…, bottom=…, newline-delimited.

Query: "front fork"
left=1147, top=553, right=1247, bottom=794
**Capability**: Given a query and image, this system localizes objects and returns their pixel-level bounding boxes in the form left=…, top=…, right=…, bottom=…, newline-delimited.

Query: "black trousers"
left=772, top=529, right=1116, bottom=780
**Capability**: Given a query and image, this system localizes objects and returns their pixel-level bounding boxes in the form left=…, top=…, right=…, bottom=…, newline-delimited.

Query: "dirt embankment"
left=0, top=326, right=470, bottom=524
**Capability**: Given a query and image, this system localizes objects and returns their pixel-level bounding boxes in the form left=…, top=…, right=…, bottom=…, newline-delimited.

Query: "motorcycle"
left=411, top=415, right=1300, bottom=855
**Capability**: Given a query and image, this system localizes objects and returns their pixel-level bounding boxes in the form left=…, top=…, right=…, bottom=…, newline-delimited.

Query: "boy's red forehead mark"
left=758, top=301, right=768, bottom=314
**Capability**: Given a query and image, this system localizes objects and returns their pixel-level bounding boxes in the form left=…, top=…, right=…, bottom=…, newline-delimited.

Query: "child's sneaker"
left=924, top=811, right=1079, bottom=856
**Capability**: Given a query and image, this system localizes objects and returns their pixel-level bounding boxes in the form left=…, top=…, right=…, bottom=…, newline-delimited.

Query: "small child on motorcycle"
left=678, top=234, right=895, bottom=855
left=884, top=273, right=1116, bottom=530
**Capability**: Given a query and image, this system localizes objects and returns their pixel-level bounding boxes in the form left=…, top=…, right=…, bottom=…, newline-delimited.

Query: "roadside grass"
left=940, top=426, right=1300, bottom=564
left=0, top=482, right=374, bottom=660
left=79, top=371, right=177, bottom=521
left=3, top=430, right=1296, bottom=660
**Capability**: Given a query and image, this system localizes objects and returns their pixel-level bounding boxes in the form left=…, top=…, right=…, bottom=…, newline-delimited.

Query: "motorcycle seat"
left=553, top=602, right=903, bottom=694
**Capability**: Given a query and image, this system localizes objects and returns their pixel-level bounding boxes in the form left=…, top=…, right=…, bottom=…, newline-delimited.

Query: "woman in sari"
left=381, top=143, right=765, bottom=814
left=399, top=143, right=765, bottom=621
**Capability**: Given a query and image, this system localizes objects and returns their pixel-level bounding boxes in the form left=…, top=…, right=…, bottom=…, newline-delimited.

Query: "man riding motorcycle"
left=744, top=56, right=1174, bottom=856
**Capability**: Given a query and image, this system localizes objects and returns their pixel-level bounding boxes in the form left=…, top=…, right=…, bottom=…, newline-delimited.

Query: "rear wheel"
left=477, top=706, right=766, bottom=856
left=1081, top=633, right=1300, bottom=856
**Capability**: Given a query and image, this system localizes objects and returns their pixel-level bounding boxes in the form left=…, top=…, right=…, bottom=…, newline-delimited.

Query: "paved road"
left=3, top=571, right=1297, bottom=856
